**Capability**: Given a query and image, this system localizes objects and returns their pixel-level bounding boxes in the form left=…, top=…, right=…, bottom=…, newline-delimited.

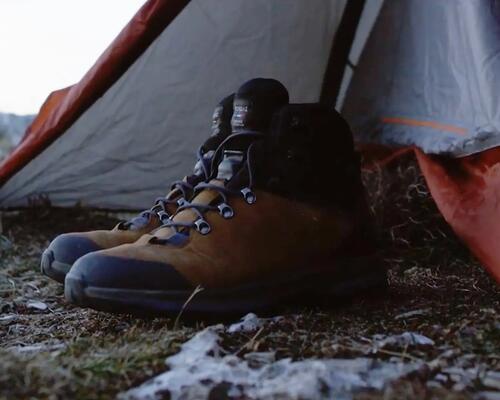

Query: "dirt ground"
left=0, top=155, right=499, bottom=399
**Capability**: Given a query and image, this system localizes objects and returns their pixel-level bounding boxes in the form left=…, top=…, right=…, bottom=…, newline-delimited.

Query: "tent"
left=0, top=0, right=499, bottom=282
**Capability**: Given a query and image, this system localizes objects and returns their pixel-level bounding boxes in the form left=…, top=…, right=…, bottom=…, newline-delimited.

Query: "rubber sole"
left=64, top=255, right=388, bottom=318
left=40, top=249, right=72, bottom=284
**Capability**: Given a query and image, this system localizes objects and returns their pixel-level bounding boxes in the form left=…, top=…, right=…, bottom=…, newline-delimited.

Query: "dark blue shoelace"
left=159, top=131, right=263, bottom=236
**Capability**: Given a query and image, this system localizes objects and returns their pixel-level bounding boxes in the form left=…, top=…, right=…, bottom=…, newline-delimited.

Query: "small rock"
left=26, top=300, right=48, bottom=311
left=373, top=332, right=435, bottom=349
left=227, top=314, right=284, bottom=333
left=453, top=382, right=467, bottom=392
left=244, top=352, right=276, bottom=368
left=0, top=234, right=12, bottom=250
left=426, top=381, right=443, bottom=389
left=13, top=343, right=65, bottom=353
left=483, top=371, right=500, bottom=391
left=395, top=309, right=430, bottom=320
left=227, top=313, right=263, bottom=333
left=434, top=373, right=449, bottom=383
left=475, top=391, right=500, bottom=400
left=0, top=314, right=17, bottom=325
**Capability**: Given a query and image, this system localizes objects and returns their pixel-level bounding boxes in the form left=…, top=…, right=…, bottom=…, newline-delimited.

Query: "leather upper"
left=86, top=188, right=367, bottom=289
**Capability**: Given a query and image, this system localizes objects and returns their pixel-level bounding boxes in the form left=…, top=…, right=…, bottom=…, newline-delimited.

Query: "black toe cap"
left=67, top=253, right=191, bottom=291
left=47, top=234, right=102, bottom=266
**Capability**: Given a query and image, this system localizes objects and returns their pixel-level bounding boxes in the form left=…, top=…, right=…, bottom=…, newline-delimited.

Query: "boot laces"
left=160, top=131, right=263, bottom=236
left=118, top=146, right=212, bottom=230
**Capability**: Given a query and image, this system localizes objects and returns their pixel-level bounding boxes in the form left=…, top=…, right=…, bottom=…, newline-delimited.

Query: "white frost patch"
left=120, top=322, right=421, bottom=400
left=395, top=309, right=430, bottom=320
left=372, top=332, right=435, bottom=349
left=167, top=325, right=224, bottom=365
left=10, top=343, right=66, bottom=353
left=433, top=368, right=500, bottom=392
left=227, top=313, right=283, bottom=333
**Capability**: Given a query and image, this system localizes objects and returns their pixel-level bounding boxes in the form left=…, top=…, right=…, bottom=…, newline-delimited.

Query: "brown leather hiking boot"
left=65, top=87, right=385, bottom=317
left=40, top=94, right=235, bottom=283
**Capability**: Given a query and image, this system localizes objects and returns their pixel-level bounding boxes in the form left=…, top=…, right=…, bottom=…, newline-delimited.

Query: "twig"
left=340, top=343, right=422, bottom=362
left=235, top=327, right=265, bottom=356
left=173, top=285, right=204, bottom=330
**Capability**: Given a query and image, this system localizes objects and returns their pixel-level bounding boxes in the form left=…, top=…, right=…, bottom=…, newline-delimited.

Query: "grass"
left=0, top=154, right=498, bottom=399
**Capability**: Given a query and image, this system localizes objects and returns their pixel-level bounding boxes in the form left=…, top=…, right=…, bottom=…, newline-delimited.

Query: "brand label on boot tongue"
left=216, top=150, right=244, bottom=181
left=231, top=104, right=249, bottom=130
left=232, top=98, right=258, bottom=132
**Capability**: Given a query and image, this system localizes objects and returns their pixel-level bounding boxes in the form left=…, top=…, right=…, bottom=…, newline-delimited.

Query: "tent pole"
left=319, top=0, right=366, bottom=107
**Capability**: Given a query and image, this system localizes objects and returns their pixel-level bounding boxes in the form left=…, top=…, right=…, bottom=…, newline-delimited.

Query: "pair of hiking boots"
left=41, top=78, right=386, bottom=317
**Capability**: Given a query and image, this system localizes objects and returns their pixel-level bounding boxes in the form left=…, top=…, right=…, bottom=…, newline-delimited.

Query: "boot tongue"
left=213, top=93, right=268, bottom=181
left=194, top=85, right=288, bottom=202
left=153, top=139, right=253, bottom=239
left=193, top=94, right=235, bottom=176
left=215, top=150, right=245, bottom=181
left=211, top=103, right=228, bottom=137
left=153, top=80, right=290, bottom=240
left=231, top=77, right=290, bottom=135
left=231, top=97, right=253, bottom=132
left=126, top=96, right=236, bottom=231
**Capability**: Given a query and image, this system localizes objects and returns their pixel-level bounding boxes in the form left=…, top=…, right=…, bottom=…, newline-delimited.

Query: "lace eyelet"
left=176, top=197, right=186, bottom=206
left=156, top=210, right=170, bottom=222
left=141, top=210, right=152, bottom=219
left=149, top=236, right=162, bottom=245
left=241, top=187, right=256, bottom=204
left=194, top=219, right=211, bottom=235
left=217, top=203, right=234, bottom=219
left=116, top=221, right=129, bottom=230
